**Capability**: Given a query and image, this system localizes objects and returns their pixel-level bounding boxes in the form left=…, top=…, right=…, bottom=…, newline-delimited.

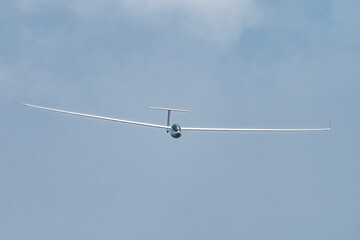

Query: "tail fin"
left=148, top=107, right=190, bottom=128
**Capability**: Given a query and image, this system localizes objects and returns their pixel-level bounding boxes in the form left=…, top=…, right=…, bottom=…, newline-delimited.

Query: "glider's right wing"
left=23, top=103, right=171, bottom=130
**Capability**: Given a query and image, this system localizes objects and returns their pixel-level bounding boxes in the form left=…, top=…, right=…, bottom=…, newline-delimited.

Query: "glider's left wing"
left=23, top=103, right=170, bottom=130
left=182, top=126, right=330, bottom=132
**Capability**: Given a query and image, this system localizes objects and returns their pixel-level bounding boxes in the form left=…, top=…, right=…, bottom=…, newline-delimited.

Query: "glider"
left=23, top=103, right=330, bottom=138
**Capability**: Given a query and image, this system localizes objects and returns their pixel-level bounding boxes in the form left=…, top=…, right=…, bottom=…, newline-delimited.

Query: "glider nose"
left=170, top=131, right=182, bottom=138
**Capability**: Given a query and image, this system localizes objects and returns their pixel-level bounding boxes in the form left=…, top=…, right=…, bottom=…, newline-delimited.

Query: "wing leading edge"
left=22, top=103, right=170, bottom=130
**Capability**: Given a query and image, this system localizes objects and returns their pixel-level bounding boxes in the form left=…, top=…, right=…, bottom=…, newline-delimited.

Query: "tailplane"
left=148, top=107, right=190, bottom=112
left=148, top=106, right=190, bottom=128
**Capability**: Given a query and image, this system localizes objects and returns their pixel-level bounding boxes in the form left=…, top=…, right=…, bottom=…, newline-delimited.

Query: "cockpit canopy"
left=171, top=124, right=181, bottom=132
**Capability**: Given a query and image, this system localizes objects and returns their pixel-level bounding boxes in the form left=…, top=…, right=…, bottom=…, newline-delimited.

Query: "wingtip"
left=324, top=121, right=331, bottom=132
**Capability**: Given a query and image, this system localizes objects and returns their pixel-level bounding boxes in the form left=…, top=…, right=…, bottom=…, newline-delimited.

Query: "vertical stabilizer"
left=148, top=107, right=190, bottom=131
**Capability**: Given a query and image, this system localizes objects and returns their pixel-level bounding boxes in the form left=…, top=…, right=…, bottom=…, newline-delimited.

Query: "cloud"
left=14, top=0, right=262, bottom=41
left=125, top=0, right=262, bottom=40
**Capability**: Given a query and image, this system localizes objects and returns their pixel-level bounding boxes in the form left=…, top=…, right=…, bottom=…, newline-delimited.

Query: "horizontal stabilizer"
left=148, top=107, right=190, bottom=112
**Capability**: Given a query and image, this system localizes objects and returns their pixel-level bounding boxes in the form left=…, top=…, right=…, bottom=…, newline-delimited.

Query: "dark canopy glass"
left=171, top=124, right=181, bottom=132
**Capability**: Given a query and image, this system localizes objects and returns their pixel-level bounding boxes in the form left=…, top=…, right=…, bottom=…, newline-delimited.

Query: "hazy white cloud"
left=124, top=0, right=262, bottom=40
left=14, top=0, right=262, bottom=40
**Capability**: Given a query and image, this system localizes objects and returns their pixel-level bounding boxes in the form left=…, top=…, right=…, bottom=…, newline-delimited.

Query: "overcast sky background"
left=1, top=0, right=360, bottom=239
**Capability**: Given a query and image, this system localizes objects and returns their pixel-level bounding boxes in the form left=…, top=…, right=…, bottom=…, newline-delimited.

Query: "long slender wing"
left=23, top=103, right=170, bottom=130
left=182, top=126, right=330, bottom=132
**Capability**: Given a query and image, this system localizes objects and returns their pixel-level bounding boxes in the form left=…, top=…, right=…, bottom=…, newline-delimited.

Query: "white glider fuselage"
left=169, top=124, right=182, bottom=138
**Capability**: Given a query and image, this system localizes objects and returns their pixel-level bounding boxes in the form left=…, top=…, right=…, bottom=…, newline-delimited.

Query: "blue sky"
left=1, top=0, right=360, bottom=239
